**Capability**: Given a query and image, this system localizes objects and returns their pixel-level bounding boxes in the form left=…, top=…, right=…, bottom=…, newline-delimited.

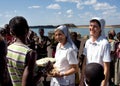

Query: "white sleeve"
left=67, top=49, right=78, bottom=64
left=103, top=43, right=111, bottom=62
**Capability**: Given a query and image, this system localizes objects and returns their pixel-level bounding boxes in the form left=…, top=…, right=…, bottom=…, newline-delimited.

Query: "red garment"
left=5, top=35, right=15, bottom=45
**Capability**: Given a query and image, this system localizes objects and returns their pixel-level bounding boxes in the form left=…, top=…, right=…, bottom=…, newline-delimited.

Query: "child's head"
left=9, top=16, right=29, bottom=38
left=85, top=63, right=105, bottom=86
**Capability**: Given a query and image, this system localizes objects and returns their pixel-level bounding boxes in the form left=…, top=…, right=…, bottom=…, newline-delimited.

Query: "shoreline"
left=76, top=25, right=120, bottom=29
left=29, top=25, right=120, bottom=29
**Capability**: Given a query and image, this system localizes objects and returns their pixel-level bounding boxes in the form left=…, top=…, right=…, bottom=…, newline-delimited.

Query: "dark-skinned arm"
left=22, top=50, right=41, bottom=86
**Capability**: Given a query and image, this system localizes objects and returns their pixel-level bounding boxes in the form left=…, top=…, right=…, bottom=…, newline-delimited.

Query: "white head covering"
left=91, top=17, right=106, bottom=37
left=55, top=25, right=78, bottom=51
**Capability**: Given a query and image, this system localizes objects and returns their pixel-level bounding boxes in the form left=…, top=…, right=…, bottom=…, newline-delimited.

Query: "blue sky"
left=0, top=0, right=120, bottom=27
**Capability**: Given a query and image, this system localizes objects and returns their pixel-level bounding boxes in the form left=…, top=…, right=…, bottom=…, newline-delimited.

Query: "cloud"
left=102, top=9, right=116, bottom=15
left=0, top=10, right=20, bottom=19
left=58, top=12, right=62, bottom=15
left=47, top=4, right=61, bottom=9
left=76, top=2, right=84, bottom=9
left=93, top=2, right=117, bottom=11
left=84, top=0, right=97, bottom=5
left=0, top=14, right=2, bottom=17
left=66, top=9, right=73, bottom=18
left=78, top=12, right=93, bottom=18
left=55, top=0, right=79, bottom=3
left=14, top=10, right=17, bottom=13
left=67, top=15, right=72, bottom=18
left=79, top=1, right=118, bottom=19
left=66, top=9, right=73, bottom=14
left=28, top=5, right=40, bottom=9
left=55, top=0, right=84, bottom=10
left=4, top=14, right=12, bottom=18
left=55, top=0, right=68, bottom=2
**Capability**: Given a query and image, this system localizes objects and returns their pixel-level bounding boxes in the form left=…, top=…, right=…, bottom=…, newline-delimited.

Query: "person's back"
left=85, top=63, right=105, bottom=86
left=6, top=16, right=39, bottom=86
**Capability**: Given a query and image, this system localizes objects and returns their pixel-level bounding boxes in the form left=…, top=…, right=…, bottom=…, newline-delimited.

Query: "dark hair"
left=0, top=28, right=6, bottom=36
left=9, top=16, right=29, bottom=37
left=71, top=32, right=77, bottom=37
left=4, top=24, right=9, bottom=29
left=0, top=36, right=7, bottom=57
left=39, top=28, right=44, bottom=32
left=85, top=63, right=105, bottom=86
left=108, top=32, right=114, bottom=39
left=90, top=19, right=101, bottom=28
left=116, top=32, right=120, bottom=39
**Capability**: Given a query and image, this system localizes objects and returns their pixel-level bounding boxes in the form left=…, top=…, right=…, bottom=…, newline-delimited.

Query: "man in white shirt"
left=80, top=17, right=111, bottom=86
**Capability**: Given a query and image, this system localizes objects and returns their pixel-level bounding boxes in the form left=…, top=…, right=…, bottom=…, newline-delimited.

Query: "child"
left=85, top=63, right=105, bottom=86
left=7, top=16, right=41, bottom=86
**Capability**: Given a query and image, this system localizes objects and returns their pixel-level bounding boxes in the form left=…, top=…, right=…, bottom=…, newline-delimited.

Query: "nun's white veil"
left=55, top=25, right=78, bottom=51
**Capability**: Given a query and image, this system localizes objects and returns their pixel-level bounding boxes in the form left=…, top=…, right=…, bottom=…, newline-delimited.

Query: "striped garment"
left=7, top=42, right=31, bottom=86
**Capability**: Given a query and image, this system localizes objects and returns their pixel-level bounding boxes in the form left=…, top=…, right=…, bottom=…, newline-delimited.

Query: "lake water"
left=31, top=27, right=120, bottom=37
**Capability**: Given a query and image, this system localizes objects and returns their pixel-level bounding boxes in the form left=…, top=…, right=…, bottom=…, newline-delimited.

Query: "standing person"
left=70, top=32, right=81, bottom=50
left=51, top=34, right=58, bottom=58
left=107, top=31, right=116, bottom=85
left=0, top=35, right=12, bottom=86
left=36, top=28, right=51, bottom=86
left=70, top=32, right=81, bottom=86
left=36, top=28, right=51, bottom=59
left=114, top=32, right=120, bottom=86
left=108, top=29, right=116, bottom=40
left=7, top=16, right=41, bottom=86
left=27, top=30, right=39, bottom=50
left=4, top=24, right=15, bottom=45
left=50, top=25, right=79, bottom=86
left=80, top=17, right=111, bottom=86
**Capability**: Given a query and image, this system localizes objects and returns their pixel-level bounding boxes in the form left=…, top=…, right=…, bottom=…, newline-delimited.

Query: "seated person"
left=85, top=63, right=105, bottom=86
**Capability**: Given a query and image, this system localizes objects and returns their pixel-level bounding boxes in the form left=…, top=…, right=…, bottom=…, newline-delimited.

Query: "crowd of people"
left=0, top=16, right=120, bottom=86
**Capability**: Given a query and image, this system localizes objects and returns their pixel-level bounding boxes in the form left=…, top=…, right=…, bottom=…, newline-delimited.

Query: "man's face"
left=39, top=30, right=44, bottom=36
left=89, top=21, right=101, bottom=38
left=110, top=30, right=116, bottom=37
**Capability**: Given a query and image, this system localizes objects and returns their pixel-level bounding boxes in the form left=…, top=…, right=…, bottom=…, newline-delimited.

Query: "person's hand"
left=48, top=69, right=60, bottom=77
left=48, top=68, right=65, bottom=77
left=49, top=71, right=64, bottom=77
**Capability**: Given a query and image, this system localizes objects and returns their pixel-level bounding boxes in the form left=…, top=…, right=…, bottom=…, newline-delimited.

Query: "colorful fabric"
left=7, top=42, right=31, bottom=86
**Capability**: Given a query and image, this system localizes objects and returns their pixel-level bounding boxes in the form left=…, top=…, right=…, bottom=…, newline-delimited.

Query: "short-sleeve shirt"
left=83, top=36, right=111, bottom=66
left=52, top=42, right=78, bottom=85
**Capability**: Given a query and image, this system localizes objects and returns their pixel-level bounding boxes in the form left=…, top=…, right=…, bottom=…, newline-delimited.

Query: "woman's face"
left=54, top=30, right=66, bottom=44
left=89, top=21, right=101, bottom=38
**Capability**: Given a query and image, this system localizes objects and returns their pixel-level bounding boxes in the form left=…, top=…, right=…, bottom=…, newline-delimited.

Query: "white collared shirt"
left=83, top=36, right=111, bottom=66
left=55, top=42, right=78, bottom=72
left=52, top=42, right=78, bottom=85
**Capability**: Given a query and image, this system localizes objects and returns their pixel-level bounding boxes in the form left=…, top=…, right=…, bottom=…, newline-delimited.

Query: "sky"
left=0, top=0, right=120, bottom=27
